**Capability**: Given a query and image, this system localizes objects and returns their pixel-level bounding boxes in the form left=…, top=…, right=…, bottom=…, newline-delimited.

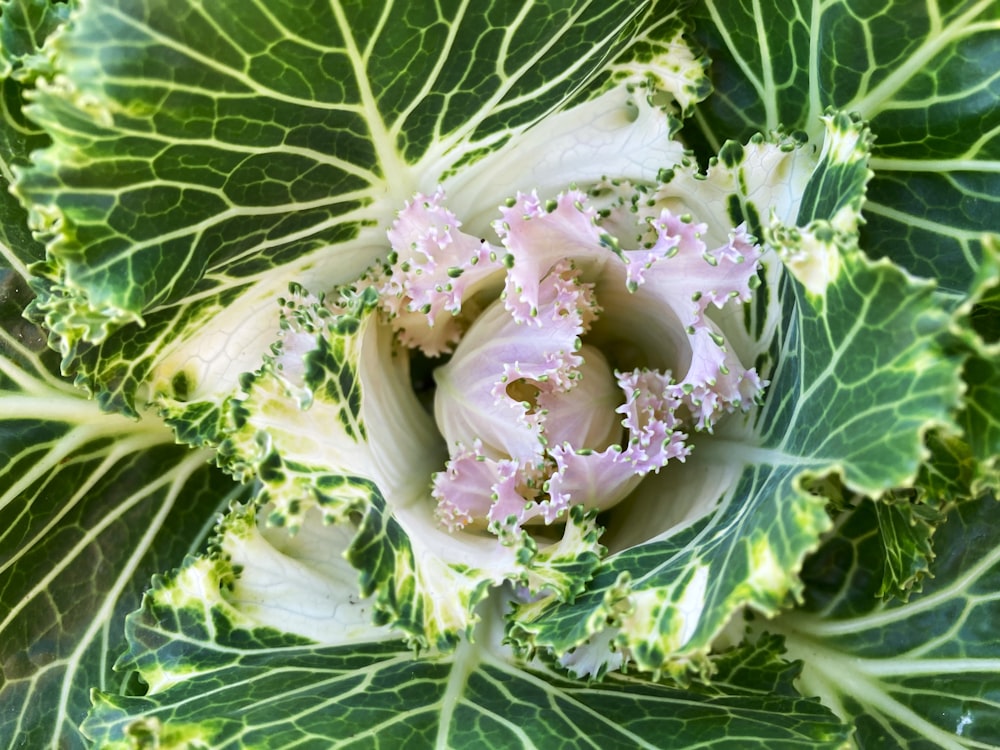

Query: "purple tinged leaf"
left=381, top=188, right=504, bottom=355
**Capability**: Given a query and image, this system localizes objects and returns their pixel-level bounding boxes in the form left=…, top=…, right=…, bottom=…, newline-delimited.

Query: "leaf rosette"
left=206, top=119, right=821, bottom=660
left=151, top=104, right=965, bottom=679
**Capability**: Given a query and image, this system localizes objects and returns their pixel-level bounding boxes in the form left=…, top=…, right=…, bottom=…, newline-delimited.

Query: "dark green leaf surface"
left=915, top=430, right=977, bottom=507
left=960, top=351, right=1000, bottom=491
left=11, top=0, right=654, bottom=413
left=0, top=0, right=68, bottom=267
left=956, top=239, right=1000, bottom=493
left=82, top=578, right=850, bottom=750
left=871, top=498, right=940, bottom=600
left=0, top=287, right=246, bottom=750
left=772, top=494, right=1000, bottom=749
left=689, top=0, right=1000, bottom=295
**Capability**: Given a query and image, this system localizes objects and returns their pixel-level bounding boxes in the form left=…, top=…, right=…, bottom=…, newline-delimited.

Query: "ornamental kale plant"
left=1, top=1, right=998, bottom=748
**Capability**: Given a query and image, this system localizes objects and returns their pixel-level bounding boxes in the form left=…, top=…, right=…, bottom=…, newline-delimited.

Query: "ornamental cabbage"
left=0, top=1, right=997, bottom=749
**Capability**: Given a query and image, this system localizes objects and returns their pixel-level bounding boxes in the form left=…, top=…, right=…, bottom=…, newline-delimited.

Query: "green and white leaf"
left=509, top=114, right=963, bottom=677
left=81, top=509, right=851, bottom=750
left=689, top=0, right=1000, bottom=297
left=960, top=351, right=1000, bottom=492
left=767, top=493, right=1000, bottom=749
left=10, top=0, right=698, bottom=416
left=0, top=265, right=248, bottom=750
left=180, top=278, right=608, bottom=650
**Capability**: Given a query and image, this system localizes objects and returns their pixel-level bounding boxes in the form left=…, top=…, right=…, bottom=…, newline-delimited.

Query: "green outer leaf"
left=770, top=494, right=1000, bottom=749
left=86, top=651, right=853, bottom=750
left=0, top=0, right=69, bottom=269
left=0, top=279, right=247, bottom=749
left=11, top=0, right=657, bottom=413
left=763, top=250, right=958, bottom=494
left=915, top=430, right=977, bottom=508
left=0, top=447, right=238, bottom=750
left=689, top=0, right=1000, bottom=295
left=960, top=352, right=1000, bottom=491
left=81, top=568, right=851, bottom=750
left=956, top=235, right=1000, bottom=492
left=862, top=170, right=995, bottom=298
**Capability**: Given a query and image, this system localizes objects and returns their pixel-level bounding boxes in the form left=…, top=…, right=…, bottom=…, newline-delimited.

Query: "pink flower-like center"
left=379, top=188, right=766, bottom=539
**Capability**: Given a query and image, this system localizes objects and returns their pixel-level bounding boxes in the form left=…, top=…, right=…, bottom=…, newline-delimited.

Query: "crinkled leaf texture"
left=168, top=110, right=964, bottom=679
left=510, top=113, right=961, bottom=677
left=80, top=503, right=851, bottom=750
left=683, top=0, right=1000, bottom=655
left=95, top=108, right=967, bottom=750
left=957, top=235, right=1000, bottom=495
left=688, top=0, right=1000, bottom=298
left=187, top=278, right=607, bottom=652
left=0, top=266, right=248, bottom=750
